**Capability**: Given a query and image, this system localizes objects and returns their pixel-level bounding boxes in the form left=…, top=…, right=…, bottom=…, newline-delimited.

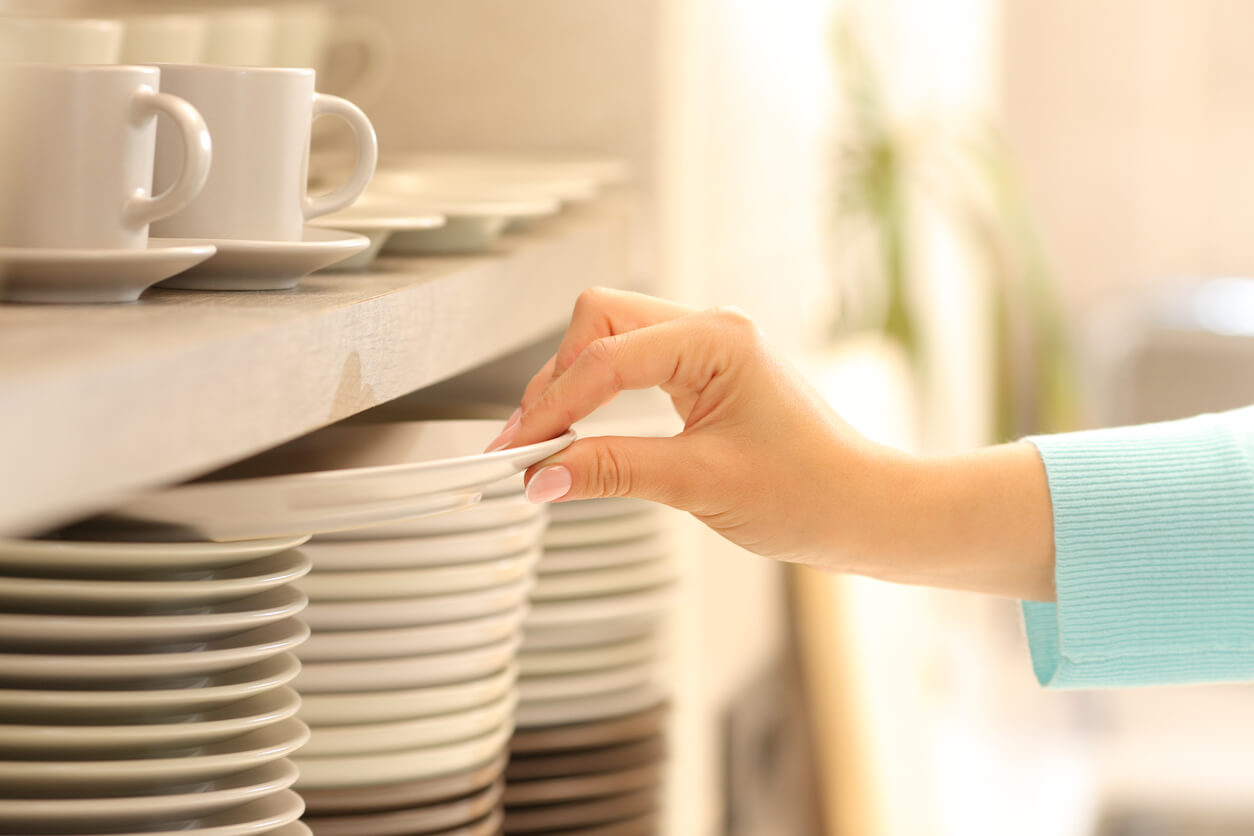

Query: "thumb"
left=522, top=435, right=694, bottom=508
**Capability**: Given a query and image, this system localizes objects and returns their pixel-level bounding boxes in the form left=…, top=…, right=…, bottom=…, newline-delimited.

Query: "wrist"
left=833, top=442, right=1055, bottom=601
left=823, top=439, right=926, bottom=581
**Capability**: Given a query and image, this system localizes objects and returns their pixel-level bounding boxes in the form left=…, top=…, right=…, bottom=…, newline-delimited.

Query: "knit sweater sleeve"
left=1021, top=405, right=1254, bottom=688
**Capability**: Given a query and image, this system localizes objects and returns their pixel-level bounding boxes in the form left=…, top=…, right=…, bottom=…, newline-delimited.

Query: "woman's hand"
left=490, top=287, right=1056, bottom=600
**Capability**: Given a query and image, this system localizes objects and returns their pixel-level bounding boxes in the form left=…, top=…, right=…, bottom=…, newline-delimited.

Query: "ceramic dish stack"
left=41, top=419, right=570, bottom=834
left=504, top=496, right=675, bottom=835
left=308, top=151, right=629, bottom=257
left=0, top=534, right=315, bottom=836
left=506, top=703, right=670, bottom=836
left=290, top=474, right=545, bottom=835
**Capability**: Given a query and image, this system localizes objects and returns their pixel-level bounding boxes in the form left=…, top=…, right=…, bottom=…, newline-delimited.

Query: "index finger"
left=519, top=289, right=693, bottom=413
left=511, top=309, right=736, bottom=448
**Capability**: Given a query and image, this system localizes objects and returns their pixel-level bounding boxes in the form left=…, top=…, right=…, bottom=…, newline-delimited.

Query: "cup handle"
left=304, top=93, right=378, bottom=221
left=124, top=89, right=212, bottom=228
left=323, top=16, right=392, bottom=107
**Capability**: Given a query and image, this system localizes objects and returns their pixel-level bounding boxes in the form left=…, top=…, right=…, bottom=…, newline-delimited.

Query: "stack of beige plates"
left=20, top=418, right=572, bottom=834
left=506, top=497, right=674, bottom=834
left=0, top=534, right=315, bottom=835
left=505, top=703, right=669, bottom=836
left=292, top=476, right=545, bottom=835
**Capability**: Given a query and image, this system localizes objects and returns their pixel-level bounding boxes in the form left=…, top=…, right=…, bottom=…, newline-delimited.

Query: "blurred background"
left=10, top=0, right=1254, bottom=833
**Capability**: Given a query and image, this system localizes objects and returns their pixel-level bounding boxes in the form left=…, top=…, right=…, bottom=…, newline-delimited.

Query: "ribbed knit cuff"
left=1022, top=407, right=1254, bottom=688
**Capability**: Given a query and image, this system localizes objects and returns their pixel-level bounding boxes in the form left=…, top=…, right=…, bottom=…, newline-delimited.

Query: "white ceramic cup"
left=118, top=14, right=206, bottom=64
left=151, top=65, right=378, bottom=242
left=0, top=17, right=122, bottom=63
left=0, top=64, right=212, bottom=250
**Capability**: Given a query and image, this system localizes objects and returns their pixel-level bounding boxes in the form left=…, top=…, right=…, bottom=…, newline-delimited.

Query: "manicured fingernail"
left=484, top=409, right=522, bottom=453
left=526, top=466, right=572, bottom=504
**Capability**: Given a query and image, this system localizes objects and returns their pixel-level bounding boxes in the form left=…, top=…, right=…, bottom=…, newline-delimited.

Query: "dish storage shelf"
left=0, top=194, right=635, bottom=538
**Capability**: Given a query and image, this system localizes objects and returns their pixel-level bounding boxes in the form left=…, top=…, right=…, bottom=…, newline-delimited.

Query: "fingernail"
left=526, top=465, right=572, bottom=504
left=484, top=409, right=522, bottom=453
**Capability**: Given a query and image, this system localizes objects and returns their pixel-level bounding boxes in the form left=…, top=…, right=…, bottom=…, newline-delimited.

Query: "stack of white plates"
left=292, top=475, right=547, bottom=835
left=0, top=534, right=315, bottom=835
left=39, top=417, right=572, bottom=833
left=506, top=496, right=674, bottom=834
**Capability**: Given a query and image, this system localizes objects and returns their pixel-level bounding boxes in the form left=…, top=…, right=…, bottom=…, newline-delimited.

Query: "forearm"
left=842, top=442, right=1056, bottom=602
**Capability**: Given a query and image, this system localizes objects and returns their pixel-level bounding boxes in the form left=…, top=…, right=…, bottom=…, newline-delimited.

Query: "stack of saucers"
left=505, top=702, right=670, bottom=836
left=506, top=497, right=675, bottom=834
left=0, top=534, right=314, bottom=836
left=292, top=477, right=545, bottom=835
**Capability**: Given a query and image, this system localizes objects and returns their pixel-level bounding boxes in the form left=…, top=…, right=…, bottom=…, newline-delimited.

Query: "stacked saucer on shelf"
left=507, top=496, right=675, bottom=834
left=506, top=702, right=670, bottom=836
left=101, top=419, right=574, bottom=542
left=294, top=475, right=545, bottom=835
left=0, top=534, right=314, bottom=835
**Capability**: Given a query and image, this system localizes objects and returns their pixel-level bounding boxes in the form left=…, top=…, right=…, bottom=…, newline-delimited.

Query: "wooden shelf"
left=0, top=195, right=634, bottom=537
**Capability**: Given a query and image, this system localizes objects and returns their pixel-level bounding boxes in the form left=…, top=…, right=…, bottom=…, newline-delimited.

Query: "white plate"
left=368, top=191, right=558, bottom=254
left=522, top=615, right=662, bottom=652
left=547, top=497, right=655, bottom=524
left=518, top=634, right=660, bottom=676
left=0, top=760, right=297, bottom=827
left=294, top=633, right=521, bottom=693
left=0, top=686, right=299, bottom=755
left=294, top=721, right=511, bottom=789
left=361, top=184, right=561, bottom=217
left=66, top=790, right=305, bottom=836
left=0, top=535, right=309, bottom=577
left=23, top=790, right=308, bottom=836
left=538, top=535, right=671, bottom=574
left=303, top=516, right=545, bottom=569
left=0, top=586, right=308, bottom=647
left=105, top=420, right=574, bottom=542
left=310, top=208, right=447, bottom=233
left=523, top=585, right=672, bottom=629
left=0, top=653, right=300, bottom=722
left=0, top=239, right=215, bottom=304
left=303, top=577, right=531, bottom=631
left=300, top=690, right=517, bottom=757
left=515, top=684, right=666, bottom=729
left=370, top=169, right=598, bottom=203
left=543, top=511, right=668, bottom=549
left=482, top=474, right=525, bottom=498
left=380, top=151, right=630, bottom=187
left=530, top=558, right=674, bottom=602
left=336, top=493, right=541, bottom=538
left=157, top=227, right=369, bottom=291
left=313, top=491, right=540, bottom=541
left=300, top=606, right=526, bottom=662
left=312, top=226, right=392, bottom=271
left=298, top=664, right=516, bottom=726
left=518, top=662, right=659, bottom=703
left=309, top=207, right=445, bottom=271
left=0, top=718, right=309, bottom=793
left=0, top=618, right=309, bottom=683
left=298, top=547, right=539, bottom=601
left=381, top=217, right=509, bottom=255
left=0, top=549, right=311, bottom=610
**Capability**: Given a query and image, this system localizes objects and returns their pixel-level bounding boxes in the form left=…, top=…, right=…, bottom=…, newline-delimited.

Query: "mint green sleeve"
left=1021, top=405, right=1254, bottom=688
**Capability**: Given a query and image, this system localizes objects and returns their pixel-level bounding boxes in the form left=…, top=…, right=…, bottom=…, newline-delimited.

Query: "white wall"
left=1001, top=0, right=1254, bottom=316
